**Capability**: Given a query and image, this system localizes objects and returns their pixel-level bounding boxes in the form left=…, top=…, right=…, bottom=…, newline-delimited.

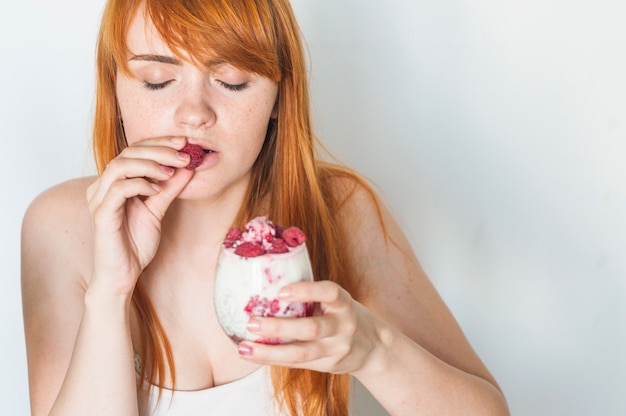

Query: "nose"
left=174, top=87, right=216, bottom=130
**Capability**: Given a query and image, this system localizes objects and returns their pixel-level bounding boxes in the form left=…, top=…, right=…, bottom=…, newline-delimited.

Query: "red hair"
left=94, top=0, right=370, bottom=414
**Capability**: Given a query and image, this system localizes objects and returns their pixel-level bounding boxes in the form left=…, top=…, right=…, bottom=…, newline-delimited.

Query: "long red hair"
left=94, top=0, right=366, bottom=414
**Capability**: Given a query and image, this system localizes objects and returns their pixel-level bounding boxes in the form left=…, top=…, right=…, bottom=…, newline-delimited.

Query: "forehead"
left=115, top=1, right=282, bottom=82
left=125, top=6, right=173, bottom=57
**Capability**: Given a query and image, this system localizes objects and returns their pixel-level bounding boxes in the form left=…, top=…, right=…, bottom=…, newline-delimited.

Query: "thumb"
left=145, top=168, right=194, bottom=219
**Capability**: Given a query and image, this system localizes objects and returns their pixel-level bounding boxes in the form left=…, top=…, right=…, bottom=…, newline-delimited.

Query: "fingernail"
left=161, top=165, right=175, bottom=175
left=278, top=287, right=293, bottom=299
left=238, top=344, right=253, bottom=356
left=171, top=137, right=185, bottom=146
left=247, top=319, right=261, bottom=332
left=176, top=152, right=190, bottom=161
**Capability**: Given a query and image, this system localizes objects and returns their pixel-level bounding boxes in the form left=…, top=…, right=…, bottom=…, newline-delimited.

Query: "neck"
left=140, top=195, right=244, bottom=292
left=161, top=197, right=242, bottom=250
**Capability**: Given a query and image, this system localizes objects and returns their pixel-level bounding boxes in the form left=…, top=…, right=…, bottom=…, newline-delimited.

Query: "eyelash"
left=142, top=80, right=249, bottom=92
left=143, top=80, right=173, bottom=91
left=218, top=80, right=249, bottom=92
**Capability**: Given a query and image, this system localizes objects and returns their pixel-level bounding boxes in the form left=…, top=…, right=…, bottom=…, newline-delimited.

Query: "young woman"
left=21, top=0, right=509, bottom=414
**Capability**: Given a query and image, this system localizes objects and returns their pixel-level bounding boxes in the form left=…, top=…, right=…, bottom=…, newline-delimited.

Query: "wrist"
left=84, top=278, right=134, bottom=310
left=352, top=319, right=395, bottom=381
left=86, top=269, right=137, bottom=300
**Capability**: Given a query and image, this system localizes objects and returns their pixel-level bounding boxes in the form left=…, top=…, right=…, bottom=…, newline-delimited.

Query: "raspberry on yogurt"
left=225, top=216, right=306, bottom=258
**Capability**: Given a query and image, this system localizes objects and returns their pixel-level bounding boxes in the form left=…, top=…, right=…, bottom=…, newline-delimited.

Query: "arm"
left=22, top=179, right=87, bottom=415
left=238, top=180, right=509, bottom=415
left=22, top=137, right=194, bottom=416
left=21, top=179, right=139, bottom=416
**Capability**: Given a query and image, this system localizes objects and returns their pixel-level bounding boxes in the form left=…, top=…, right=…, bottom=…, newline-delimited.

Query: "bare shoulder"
left=23, top=176, right=95, bottom=223
left=22, top=176, right=95, bottom=270
left=22, top=176, right=94, bottom=244
left=326, top=170, right=420, bottom=294
left=329, top=172, right=389, bottom=232
left=327, top=169, right=439, bottom=320
left=22, top=175, right=97, bottom=288
left=22, top=175, right=96, bottom=290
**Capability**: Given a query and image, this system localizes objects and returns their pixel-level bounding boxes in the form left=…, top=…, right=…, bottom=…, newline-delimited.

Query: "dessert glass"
left=214, top=243, right=314, bottom=344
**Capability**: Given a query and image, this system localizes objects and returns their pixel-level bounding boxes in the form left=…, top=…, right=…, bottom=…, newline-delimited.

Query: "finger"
left=117, top=139, right=191, bottom=168
left=91, top=178, right=161, bottom=226
left=247, top=315, right=338, bottom=342
left=87, top=160, right=173, bottom=210
left=129, top=135, right=186, bottom=150
left=87, top=136, right=188, bottom=200
left=237, top=340, right=329, bottom=369
left=279, top=280, right=349, bottom=307
left=143, top=168, right=194, bottom=219
left=88, top=145, right=190, bottom=207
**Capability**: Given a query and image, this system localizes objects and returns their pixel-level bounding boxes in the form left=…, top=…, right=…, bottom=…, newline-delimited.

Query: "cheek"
left=116, top=81, right=139, bottom=143
left=240, top=92, right=276, bottom=134
left=238, top=102, right=273, bottom=145
left=115, top=76, right=166, bottom=144
left=122, top=110, right=150, bottom=142
left=117, top=96, right=161, bottom=144
left=226, top=108, right=272, bottom=166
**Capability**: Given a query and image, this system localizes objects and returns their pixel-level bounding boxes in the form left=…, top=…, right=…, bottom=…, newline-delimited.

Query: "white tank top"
left=141, top=366, right=286, bottom=416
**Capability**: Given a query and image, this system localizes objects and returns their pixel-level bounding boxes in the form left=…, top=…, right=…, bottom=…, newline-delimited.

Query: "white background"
left=2, top=1, right=625, bottom=415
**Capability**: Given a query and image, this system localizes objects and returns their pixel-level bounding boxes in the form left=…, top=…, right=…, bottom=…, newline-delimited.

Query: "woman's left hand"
left=237, top=280, right=386, bottom=375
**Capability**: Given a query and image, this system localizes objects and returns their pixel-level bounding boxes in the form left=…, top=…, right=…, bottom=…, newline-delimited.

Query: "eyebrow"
left=128, top=54, right=232, bottom=71
left=129, top=54, right=182, bottom=65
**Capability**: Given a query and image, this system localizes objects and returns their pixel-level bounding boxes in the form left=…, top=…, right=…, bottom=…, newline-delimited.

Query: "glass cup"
left=214, top=242, right=314, bottom=344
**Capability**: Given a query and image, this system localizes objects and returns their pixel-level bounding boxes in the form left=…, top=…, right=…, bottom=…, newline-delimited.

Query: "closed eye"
left=218, top=80, right=249, bottom=92
left=143, top=80, right=174, bottom=91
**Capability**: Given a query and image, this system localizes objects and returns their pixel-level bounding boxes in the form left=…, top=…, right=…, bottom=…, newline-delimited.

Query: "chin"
left=177, top=174, right=249, bottom=204
left=175, top=179, right=215, bottom=200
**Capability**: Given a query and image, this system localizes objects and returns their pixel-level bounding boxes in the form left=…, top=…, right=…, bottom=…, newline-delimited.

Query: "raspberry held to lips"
left=180, top=143, right=205, bottom=170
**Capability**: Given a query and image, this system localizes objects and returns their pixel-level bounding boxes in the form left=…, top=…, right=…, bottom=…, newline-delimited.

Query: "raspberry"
left=244, top=295, right=281, bottom=317
left=180, top=143, right=205, bottom=170
left=267, top=238, right=289, bottom=254
left=281, top=227, right=306, bottom=247
left=223, top=227, right=243, bottom=248
left=234, top=241, right=266, bottom=258
left=223, top=218, right=307, bottom=255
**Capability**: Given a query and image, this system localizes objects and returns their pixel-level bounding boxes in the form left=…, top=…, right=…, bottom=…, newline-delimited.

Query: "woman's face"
left=116, top=7, right=278, bottom=200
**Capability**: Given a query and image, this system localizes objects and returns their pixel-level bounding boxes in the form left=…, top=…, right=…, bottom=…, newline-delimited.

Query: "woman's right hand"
left=86, top=136, right=194, bottom=297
